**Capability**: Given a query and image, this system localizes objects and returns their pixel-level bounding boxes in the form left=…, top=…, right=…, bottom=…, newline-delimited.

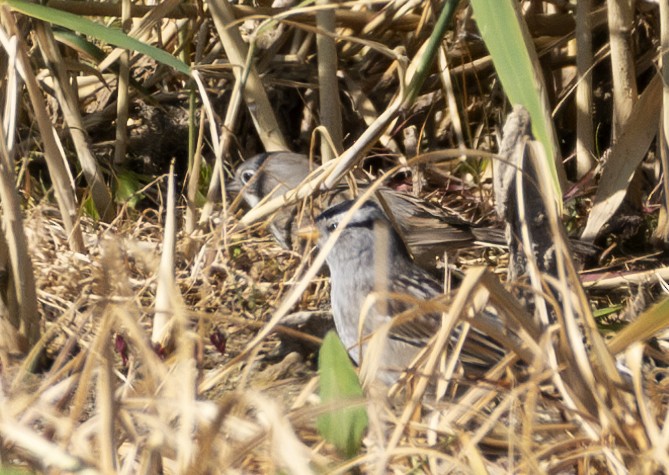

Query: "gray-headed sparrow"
left=227, top=152, right=314, bottom=249
left=228, top=152, right=503, bottom=266
left=313, top=199, right=502, bottom=384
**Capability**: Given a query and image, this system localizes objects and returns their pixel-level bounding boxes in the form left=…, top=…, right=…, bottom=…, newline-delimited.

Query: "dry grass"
left=3, top=184, right=666, bottom=473
left=0, top=0, right=668, bottom=473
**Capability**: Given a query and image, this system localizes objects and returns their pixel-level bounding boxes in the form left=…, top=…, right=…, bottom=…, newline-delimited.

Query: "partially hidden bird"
left=227, top=152, right=505, bottom=269
left=311, top=199, right=504, bottom=385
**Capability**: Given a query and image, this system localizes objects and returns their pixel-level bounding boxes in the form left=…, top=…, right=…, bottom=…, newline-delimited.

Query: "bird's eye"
left=240, top=169, right=255, bottom=184
left=328, top=223, right=338, bottom=233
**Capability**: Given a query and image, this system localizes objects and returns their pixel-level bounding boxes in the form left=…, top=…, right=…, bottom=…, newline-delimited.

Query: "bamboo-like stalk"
left=575, top=0, right=595, bottom=178
left=0, top=35, right=39, bottom=350
left=183, top=23, right=200, bottom=238
left=33, top=23, right=114, bottom=222
left=653, top=0, right=669, bottom=247
left=152, top=163, right=177, bottom=347
left=207, top=0, right=288, bottom=152
left=0, top=8, right=84, bottom=252
left=45, top=0, right=422, bottom=32
left=185, top=109, right=205, bottom=238
left=607, top=0, right=637, bottom=135
left=437, top=46, right=466, bottom=152
left=173, top=286, right=197, bottom=473
left=197, top=60, right=248, bottom=225
left=174, top=344, right=197, bottom=472
left=190, top=66, right=228, bottom=228
left=581, top=75, right=662, bottom=241
left=112, top=0, right=130, bottom=165
left=316, top=0, right=343, bottom=160
left=96, top=309, right=117, bottom=473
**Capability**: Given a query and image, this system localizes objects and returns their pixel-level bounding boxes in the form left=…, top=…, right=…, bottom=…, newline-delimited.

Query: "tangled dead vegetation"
left=0, top=0, right=669, bottom=473
left=0, top=175, right=664, bottom=473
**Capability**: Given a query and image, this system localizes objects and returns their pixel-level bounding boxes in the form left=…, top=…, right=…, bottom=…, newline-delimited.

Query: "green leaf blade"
left=6, top=0, right=190, bottom=75
left=317, top=331, right=368, bottom=459
left=114, top=169, right=145, bottom=208
left=470, top=0, right=564, bottom=193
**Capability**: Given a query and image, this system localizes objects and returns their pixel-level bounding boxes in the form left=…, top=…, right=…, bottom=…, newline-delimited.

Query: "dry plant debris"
left=0, top=0, right=667, bottom=473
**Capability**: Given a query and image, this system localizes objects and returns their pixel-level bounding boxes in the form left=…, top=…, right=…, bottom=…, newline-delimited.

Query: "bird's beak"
left=296, top=225, right=320, bottom=241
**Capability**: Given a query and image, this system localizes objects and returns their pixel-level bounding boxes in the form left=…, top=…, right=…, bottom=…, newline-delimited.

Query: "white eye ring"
left=240, top=169, right=255, bottom=184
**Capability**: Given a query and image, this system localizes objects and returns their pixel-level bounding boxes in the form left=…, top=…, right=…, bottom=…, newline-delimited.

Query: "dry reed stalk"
left=0, top=8, right=85, bottom=252
left=607, top=0, right=637, bottom=135
left=33, top=23, right=114, bottom=221
left=0, top=1, right=668, bottom=473
left=152, top=165, right=177, bottom=347
left=0, top=33, right=39, bottom=350
left=316, top=0, right=343, bottom=160
left=575, top=0, right=596, bottom=179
